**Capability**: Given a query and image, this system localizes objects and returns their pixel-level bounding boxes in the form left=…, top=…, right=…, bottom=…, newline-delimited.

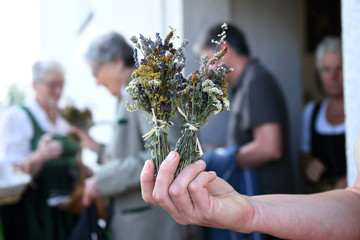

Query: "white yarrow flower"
left=223, top=98, right=230, bottom=110
left=149, top=79, right=161, bottom=87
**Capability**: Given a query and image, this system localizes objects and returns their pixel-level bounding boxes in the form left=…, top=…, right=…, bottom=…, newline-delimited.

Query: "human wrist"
left=231, top=194, right=257, bottom=233
left=89, top=176, right=100, bottom=196
left=18, top=151, right=45, bottom=175
left=241, top=196, right=274, bottom=235
left=249, top=195, right=288, bottom=237
left=31, top=150, right=46, bottom=164
left=87, top=139, right=100, bottom=152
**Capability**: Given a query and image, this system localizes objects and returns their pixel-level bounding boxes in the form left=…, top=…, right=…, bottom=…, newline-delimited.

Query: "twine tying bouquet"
left=126, top=24, right=232, bottom=176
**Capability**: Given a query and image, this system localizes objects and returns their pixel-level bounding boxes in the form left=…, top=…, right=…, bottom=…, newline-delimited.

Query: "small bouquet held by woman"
left=126, top=24, right=232, bottom=176
left=59, top=104, right=93, bottom=133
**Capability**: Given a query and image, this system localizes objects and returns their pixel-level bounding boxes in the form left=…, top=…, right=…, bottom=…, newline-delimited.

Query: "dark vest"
left=310, top=102, right=346, bottom=179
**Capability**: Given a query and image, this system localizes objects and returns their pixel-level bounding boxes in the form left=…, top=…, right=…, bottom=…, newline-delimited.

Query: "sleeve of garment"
left=96, top=151, right=150, bottom=197
left=300, top=101, right=315, bottom=153
left=96, top=110, right=151, bottom=197
left=0, top=107, right=33, bottom=164
left=245, top=74, right=285, bottom=130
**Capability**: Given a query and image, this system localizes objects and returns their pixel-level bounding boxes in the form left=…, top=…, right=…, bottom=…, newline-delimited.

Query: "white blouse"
left=0, top=99, right=68, bottom=164
left=300, top=99, right=345, bottom=153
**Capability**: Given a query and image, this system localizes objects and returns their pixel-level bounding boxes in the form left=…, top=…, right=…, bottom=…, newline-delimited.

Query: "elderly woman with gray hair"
left=0, top=59, right=80, bottom=239
left=300, top=36, right=345, bottom=193
left=69, top=32, right=199, bottom=240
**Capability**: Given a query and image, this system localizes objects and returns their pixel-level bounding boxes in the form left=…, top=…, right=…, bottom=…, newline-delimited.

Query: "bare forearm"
left=87, top=140, right=101, bottom=152
left=237, top=123, right=282, bottom=168
left=17, top=152, right=45, bottom=177
left=237, top=141, right=278, bottom=168
left=245, top=189, right=360, bottom=239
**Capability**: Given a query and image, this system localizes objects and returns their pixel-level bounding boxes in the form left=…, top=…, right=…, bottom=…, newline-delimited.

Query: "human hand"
left=141, top=151, right=255, bottom=232
left=67, top=126, right=100, bottom=152
left=35, top=134, right=63, bottom=162
left=305, top=158, right=326, bottom=183
left=82, top=176, right=100, bottom=206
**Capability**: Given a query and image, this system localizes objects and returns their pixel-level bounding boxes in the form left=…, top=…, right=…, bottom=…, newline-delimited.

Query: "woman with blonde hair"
left=300, top=36, right=345, bottom=192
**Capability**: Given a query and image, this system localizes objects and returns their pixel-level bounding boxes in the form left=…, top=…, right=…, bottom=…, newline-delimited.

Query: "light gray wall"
left=342, top=0, right=360, bottom=186
left=182, top=0, right=231, bottom=75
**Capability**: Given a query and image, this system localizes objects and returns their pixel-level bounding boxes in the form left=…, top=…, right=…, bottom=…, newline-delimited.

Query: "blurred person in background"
left=197, top=23, right=294, bottom=195
left=69, top=32, right=200, bottom=240
left=300, top=37, right=345, bottom=193
left=0, top=59, right=79, bottom=240
left=195, top=23, right=294, bottom=240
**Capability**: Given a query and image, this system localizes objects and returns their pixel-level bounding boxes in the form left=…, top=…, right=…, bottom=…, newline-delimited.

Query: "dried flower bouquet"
left=126, top=28, right=188, bottom=173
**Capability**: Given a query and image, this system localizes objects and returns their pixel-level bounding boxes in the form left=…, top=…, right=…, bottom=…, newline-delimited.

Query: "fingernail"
left=143, top=161, right=150, bottom=171
left=166, top=152, right=176, bottom=161
left=209, top=171, right=217, bottom=177
left=195, top=160, right=204, bottom=165
left=208, top=171, right=217, bottom=180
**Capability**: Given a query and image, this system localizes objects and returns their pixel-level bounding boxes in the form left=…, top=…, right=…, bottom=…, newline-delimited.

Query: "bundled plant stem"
left=142, top=109, right=171, bottom=175
left=174, top=119, right=202, bottom=176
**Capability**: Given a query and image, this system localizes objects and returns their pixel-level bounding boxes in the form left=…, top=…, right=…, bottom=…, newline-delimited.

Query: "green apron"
left=0, top=216, right=4, bottom=240
left=1, top=106, right=80, bottom=240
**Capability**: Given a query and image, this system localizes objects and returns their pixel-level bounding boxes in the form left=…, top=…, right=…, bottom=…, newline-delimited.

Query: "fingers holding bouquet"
left=140, top=151, right=248, bottom=230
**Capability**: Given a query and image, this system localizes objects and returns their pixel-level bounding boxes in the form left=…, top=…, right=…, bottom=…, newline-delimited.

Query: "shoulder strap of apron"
left=20, top=106, right=45, bottom=150
left=310, top=101, right=322, bottom=133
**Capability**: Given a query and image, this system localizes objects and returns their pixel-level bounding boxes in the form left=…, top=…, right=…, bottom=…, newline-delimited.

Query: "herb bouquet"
left=175, top=41, right=232, bottom=175
left=59, top=105, right=93, bottom=132
left=126, top=29, right=188, bottom=173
